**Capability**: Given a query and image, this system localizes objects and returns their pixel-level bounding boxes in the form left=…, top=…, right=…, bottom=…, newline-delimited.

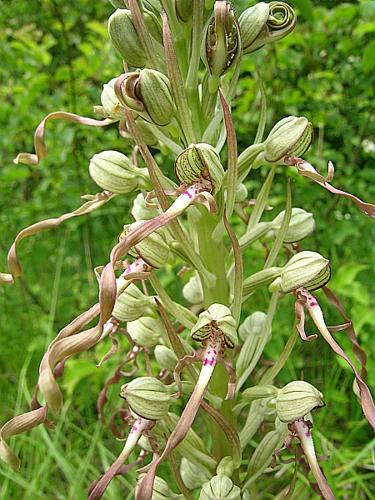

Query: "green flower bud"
left=100, top=78, right=124, bottom=120
left=270, top=208, right=315, bottom=243
left=120, top=377, right=172, bottom=420
left=89, top=150, right=149, bottom=194
left=175, top=0, right=193, bottom=22
left=242, top=385, right=278, bottom=402
left=120, top=220, right=170, bottom=268
left=261, top=116, right=314, bottom=165
left=120, top=69, right=174, bottom=126
left=238, top=311, right=267, bottom=342
left=276, top=381, right=324, bottom=423
left=205, top=1, right=241, bottom=92
left=239, top=2, right=296, bottom=54
left=270, top=251, right=330, bottom=293
left=135, top=118, right=159, bottom=146
left=127, top=316, right=165, bottom=348
left=154, top=345, right=178, bottom=371
left=216, top=456, right=234, bottom=477
left=235, top=182, right=248, bottom=203
left=182, top=275, right=204, bottom=305
left=199, top=475, right=241, bottom=500
left=191, top=304, right=238, bottom=348
left=112, top=283, right=154, bottom=322
left=108, top=9, right=147, bottom=67
left=180, top=458, right=212, bottom=490
left=131, top=193, right=160, bottom=221
left=174, top=143, right=225, bottom=194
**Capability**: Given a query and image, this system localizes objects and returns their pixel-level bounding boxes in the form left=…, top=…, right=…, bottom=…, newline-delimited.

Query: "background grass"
left=0, top=0, right=374, bottom=498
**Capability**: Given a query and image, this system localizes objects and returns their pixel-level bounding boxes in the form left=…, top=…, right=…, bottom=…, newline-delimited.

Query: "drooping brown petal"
left=323, top=286, right=368, bottom=381
left=14, top=112, right=113, bottom=166
left=0, top=406, right=48, bottom=471
left=3, top=192, right=115, bottom=282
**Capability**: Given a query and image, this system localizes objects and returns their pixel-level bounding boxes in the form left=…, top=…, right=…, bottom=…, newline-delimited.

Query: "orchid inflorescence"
left=1, top=1, right=374, bottom=499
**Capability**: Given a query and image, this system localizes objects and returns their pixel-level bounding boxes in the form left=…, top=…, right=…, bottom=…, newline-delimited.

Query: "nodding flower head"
left=174, top=143, right=225, bottom=194
left=199, top=474, right=241, bottom=500
left=239, top=1, right=296, bottom=54
left=119, top=220, right=170, bottom=269
left=205, top=1, right=241, bottom=90
left=269, top=251, right=330, bottom=294
left=276, top=381, right=325, bottom=423
left=191, top=304, right=238, bottom=348
left=119, top=69, right=175, bottom=127
left=120, top=377, right=172, bottom=420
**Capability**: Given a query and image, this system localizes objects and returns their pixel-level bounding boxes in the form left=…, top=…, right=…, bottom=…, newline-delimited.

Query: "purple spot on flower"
left=203, top=357, right=215, bottom=366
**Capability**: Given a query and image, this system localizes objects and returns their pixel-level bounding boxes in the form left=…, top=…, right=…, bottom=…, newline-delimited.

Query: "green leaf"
left=362, top=39, right=375, bottom=72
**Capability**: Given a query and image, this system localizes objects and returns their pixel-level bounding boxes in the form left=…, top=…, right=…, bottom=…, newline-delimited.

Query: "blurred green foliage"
left=0, top=0, right=374, bottom=498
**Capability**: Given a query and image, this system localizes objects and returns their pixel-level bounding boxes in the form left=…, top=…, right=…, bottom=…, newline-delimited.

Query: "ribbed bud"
left=108, top=10, right=147, bottom=67
left=242, top=385, right=278, bottom=402
left=120, top=220, right=170, bottom=268
left=239, top=2, right=296, bottom=54
left=205, top=1, right=241, bottom=91
left=238, top=311, right=267, bottom=342
left=262, top=116, right=314, bottom=165
left=175, top=0, right=193, bottom=22
left=235, top=182, right=248, bottom=203
left=276, top=381, right=324, bottom=423
left=182, top=275, right=204, bottom=304
left=270, top=208, right=315, bottom=243
left=154, top=345, right=178, bottom=371
left=174, top=143, right=225, bottom=194
left=120, top=377, right=171, bottom=420
left=100, top=78, right=124, bottom=120
left=180, top=458, right=212, bottom=490
left=131, top=193, right=159, bottom=221
left=127, top=316, right=165, bottom=348
left=199, top=475, right=241, bottom=500
left=89, top=150, right=149, bottom=194
left=270, top=251, right=330, bottom=293
left=120, top=69, right=174, bottom=126
left=191, top=304, right=238, bottom=348
left=216, top=456, right=234, bottom=477
left=112, top=283, right=154, bottom=322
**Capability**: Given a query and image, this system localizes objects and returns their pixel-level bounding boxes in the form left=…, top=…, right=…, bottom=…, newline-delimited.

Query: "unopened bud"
left=242, top=385, right=278, bottom=402
left=154, top=345, right=178, bottom=371
left=89, top=150, right=149, bottom=193
left=235, top=182, right=248, bottom=203
left=108, top=9, right=147, bottom=67
left=120, top=377, right=172, bottom=420
left=270, top=208, right=315, bottom=243
left=276, top=381, right=324, bottom=423
left=260, top=116, right=313, bottom=165
left=120, top=69, right=174, bottom=126
left=180, top=458, right=211, bottom=490
left=127, top=316, right=165, bottom=348
left=199, top=474, right=241, bottom=500
left=182, top=275, right=204, bottom=304
left=113, top=283, right=154, bottom=322
left=100, top=78, right=124, bottom=120
left=270, top=251, right=330, bottom=293
left=191, top=304, right=238, bottom=348
left=239, top=2, right=296, bottom=54
left=120, top=220, right=170, bottom=268
left=238, top=311, right=267, bottom=342
left=205, top=1, right=241, bottom=92
left=131, top=193, right=159, bottom=221
left=216, top=456, right=234, bottom=477
left=174, top=143, right=225, bottom=194
left=175, top=0, right=193, bottom=22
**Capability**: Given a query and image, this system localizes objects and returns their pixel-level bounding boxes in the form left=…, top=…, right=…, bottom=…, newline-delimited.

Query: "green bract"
left=191, top=304, right=238, bottom=348
left=120, top=377, right=171, bottom=420
left=174, top=143, right=225, bottom=194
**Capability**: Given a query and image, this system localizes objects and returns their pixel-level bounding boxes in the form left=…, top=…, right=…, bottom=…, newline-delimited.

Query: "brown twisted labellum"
left=286, top=157, right=375, bottom=218
left=88, top=416, right=153, bottom=500
left=136, top=332, right=227, bottom=500
left=99, top=185, right=216, bottom=324
left=0, top=406, right=48, bottom=471
left=295, top=288, right=375, bottom=430
left=0, top=191, right=115, bottom=284
left=13, top=112, right=113, bottom=166
left=292, top=419, right=335, bottom=500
